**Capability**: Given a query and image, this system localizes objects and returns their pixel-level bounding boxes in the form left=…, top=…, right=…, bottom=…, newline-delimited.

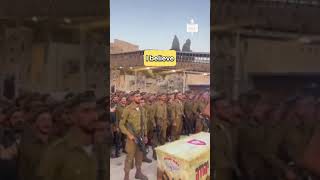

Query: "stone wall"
left=110, top=39, right=139, bottom=54
left=0, top=27, right=33, bottom=98
left=111, top=70, right=210, bottom=93
left=0, top=26, right=108, bottom=98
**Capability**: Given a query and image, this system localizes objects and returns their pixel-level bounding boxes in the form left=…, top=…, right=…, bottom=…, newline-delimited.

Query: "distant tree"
left=182, top=39, right=192, bottom=52
left=171, top=35, right=181, bottom=51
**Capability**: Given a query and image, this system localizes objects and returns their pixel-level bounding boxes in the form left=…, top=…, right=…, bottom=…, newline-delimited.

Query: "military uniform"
left=146, top=103, right=156, bottom=142
left=94, top=143, right=109, bottom=180
left=18, top=130, right=51, bottom=180
left=154, top=101, right=168, bottom=145
left=119, top=102, right=148, bottom=179
left=184, top=99, right=194, bottom=133
left=116, top=105, right=125, bottom=124
left=167, top=99, right=175, bottom=141
left=239, top=119, right=271, bottom=180
left=283, top=116, right=316, bottom=164
left=262, top=118, right=290, bottom=180
left=37, top=128, right=101, bottom=180
left=212, top=117, right=240, bottom=180
left=192, top=101, right=207, bottom=133
left=171, top=100, right=184, bottom=140
left=115, top=104, right=126, bottom=155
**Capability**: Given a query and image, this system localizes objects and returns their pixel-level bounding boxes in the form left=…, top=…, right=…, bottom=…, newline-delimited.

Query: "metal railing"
left=110, top=50, right=210, bottom=64
left=254, top=0, right=320, bottom=6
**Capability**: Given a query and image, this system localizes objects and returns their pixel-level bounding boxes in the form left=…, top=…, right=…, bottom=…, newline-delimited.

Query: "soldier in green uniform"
left=146, top=95, right=158, bottom=160
left=192, top=93, right=207, bottom=133
left=212, top=96, right=241, bottom=180
left=239, top=99, right=273, bottom=180
left=115, top=97, right=127, bottom=156
left=37, top=92, right=102, bottom=180
left=146, top=96, right=156, bottom=144
left=51, top=103, right=72, bottom=140
left=167, top=93, right=175, bottom=141
left=18, top=107, right=53, bottom=180
left=184, top=94, right=194, bottom=134
left=93, top=111, right=111, bottom=180
left=154, top=94, right=168, bottom=145
left=140, top=98, right=152, bottom=163
left=281, top=94, right=317, bottom=179
left=262, top=101, right=298, bottom=180
left=171, top=92, right=184, bottom=140
left=119, top=92, right=148, bottom=180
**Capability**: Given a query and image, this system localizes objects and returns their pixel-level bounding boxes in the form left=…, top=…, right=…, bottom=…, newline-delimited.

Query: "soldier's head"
left=201, top=92, right=209, bottom=102
left=68, top=92, right=97, bottom=134
left=132, top=92, right=142, bottom=104
left=270, top=102, right=288, bottom=123
left=231, top=101, right=244, bottom=120
left=168, top=93, right=174, bottom=100
left=252, top=99, right=272, bottom=121
left=140, top=98, right=146, bottom=107
left=93, top=112, right=109, bottom=144
left=175, top=92, right=183, bottom=101
left=295, top=95, right=316, bottom=119
left=188, top=94, right=194, bottom=100
left=119, top=97, right=126, bottom=106
left=148, top=95, right=155, bottom=103
left=54, top=103, right=73, bottom=127
left=213, top=97, right=232, bottom=120
left=180, top=94, right=185, bottom=100
left=244, top=92, right=261, bottom=113
left=160, top=94, right=167, bottom=101
left=8, top=107, right=25, bottom=129
left=112, top=96, right=119, bottom=104
left=32, top=107, right=52, bottom=135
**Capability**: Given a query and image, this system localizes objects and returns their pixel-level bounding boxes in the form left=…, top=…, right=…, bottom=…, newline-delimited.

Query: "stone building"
left=110, top=49, right=210, bottom=93
left=212, top=0, right=320, bottom=100
left=110, top=39, right=139, bottom=54
left=0, top=0, right=107, bottom=99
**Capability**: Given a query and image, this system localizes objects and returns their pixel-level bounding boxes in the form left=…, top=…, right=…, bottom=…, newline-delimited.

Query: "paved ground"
left=110, top=147, right=157, bottom=180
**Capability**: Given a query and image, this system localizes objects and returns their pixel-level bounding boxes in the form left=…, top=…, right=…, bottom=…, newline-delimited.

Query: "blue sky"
left=110, top=0, right=210, bottom=52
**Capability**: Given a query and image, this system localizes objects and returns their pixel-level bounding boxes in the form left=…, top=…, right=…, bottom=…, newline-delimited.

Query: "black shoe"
left=143, top=157, right=152, bottom=163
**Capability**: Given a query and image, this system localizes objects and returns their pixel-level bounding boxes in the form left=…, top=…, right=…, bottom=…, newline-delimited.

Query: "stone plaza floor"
left=110, top=147, right=157, bottom=180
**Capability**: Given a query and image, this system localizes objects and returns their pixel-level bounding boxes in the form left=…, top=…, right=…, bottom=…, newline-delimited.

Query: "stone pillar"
left=79, top=28, right=87, bottom=91
left=134, top=70, right=137, bottom=91
left=183, top=71, right=186, bottom=93
left=233, top=31, right=241, bottom=101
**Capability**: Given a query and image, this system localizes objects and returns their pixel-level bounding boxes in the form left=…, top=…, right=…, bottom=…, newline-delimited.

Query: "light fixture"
left=119, top=66, right=123, bottom=69
left=32, top=16, right=38, bottom=22
left=64, top=18, right=72, bottom=24
left=171, top=70, right=176, bottom=72
left=298, top=37, right=311, bottom=44
left=129, top=67, right=133, bottom=69
left=146, top=67, right=150, bottom=70
left=203, top=73, right=208, bottom=76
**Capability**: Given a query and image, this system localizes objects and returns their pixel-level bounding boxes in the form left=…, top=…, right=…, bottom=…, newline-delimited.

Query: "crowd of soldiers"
left=0, top=91, right=110, bottom=180
left=212, top=88, right=320, bottom=180
left=110, top=90, right=210, bottom=180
